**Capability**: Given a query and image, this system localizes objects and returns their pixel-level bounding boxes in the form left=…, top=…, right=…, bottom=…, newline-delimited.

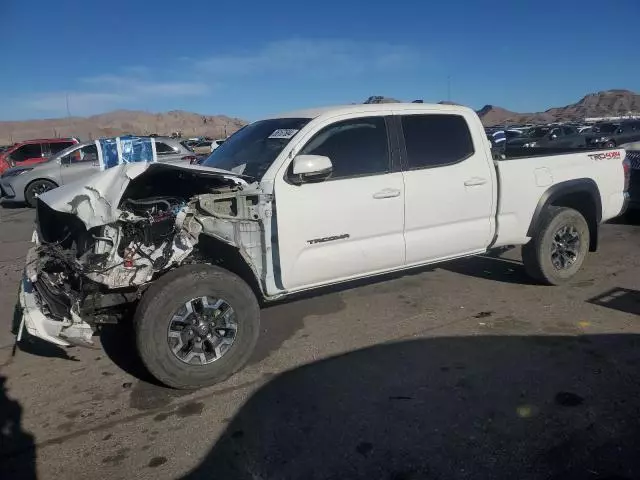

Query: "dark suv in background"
left=506, top=125, right=586, bottom=148
left=0, top=138, right=78, bottom=175
left=588, top=120, right=640, bottom=148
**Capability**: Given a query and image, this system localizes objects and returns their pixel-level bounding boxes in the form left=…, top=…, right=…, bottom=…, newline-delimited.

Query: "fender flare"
left=527, top=178, right=602, bottom=250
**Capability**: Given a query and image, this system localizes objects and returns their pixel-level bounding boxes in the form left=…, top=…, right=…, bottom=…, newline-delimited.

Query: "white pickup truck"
left=19, top=103, right=629, bottom=388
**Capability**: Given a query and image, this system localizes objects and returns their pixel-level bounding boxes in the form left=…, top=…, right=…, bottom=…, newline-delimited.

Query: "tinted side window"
left=562, top=127, right=577, bottom=136
left=401, top=114, right=474, bottom=169
left=299, top=117, right=390, bottom=179
left=11, top=144, right=42, bottom=162
left=49, top=142, right=75, bottom=155
left=68, top=145, right=98, bottom=163
left=156, top=142, right=177, bottom=154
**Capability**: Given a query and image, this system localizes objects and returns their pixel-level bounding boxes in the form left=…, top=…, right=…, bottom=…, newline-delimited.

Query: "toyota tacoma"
left=18, top=103, right=630, bottom=389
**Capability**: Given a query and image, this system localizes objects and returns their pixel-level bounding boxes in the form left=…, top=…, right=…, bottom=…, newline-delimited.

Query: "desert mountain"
left=0, top=110, right=247, bottom=144
left=479, top=90, right=640, bottom=126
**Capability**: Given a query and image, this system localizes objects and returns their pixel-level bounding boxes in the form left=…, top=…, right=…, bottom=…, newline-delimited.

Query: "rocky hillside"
left=0, top=110, right=247, bottom=144
left=479, top=90, right=640, bottom=126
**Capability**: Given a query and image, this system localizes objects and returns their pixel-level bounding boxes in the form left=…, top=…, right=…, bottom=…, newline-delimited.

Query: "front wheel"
left=604, top=141, right=616, bottom=148
left=522, top=206, right=590, bottom=285
left=134, top=264, right=260, bottom=389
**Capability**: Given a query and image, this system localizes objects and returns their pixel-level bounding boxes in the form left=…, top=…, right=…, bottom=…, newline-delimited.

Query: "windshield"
left=202, top=118, right=311, bottom=179
left=594, top=123, right=618, bottom=134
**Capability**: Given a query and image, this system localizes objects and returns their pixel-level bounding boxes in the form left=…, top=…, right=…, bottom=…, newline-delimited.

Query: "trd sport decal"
left=307, top=234, right=350, bottom=245
left=588, top=151, right=621, bottom=160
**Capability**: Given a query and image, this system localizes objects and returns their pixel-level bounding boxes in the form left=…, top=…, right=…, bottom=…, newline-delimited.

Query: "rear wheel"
left=134, top=264, right=260, bottom=389
left=24, top=179, right=57, bottom=208
left=522, top=206, right=590, bottom=285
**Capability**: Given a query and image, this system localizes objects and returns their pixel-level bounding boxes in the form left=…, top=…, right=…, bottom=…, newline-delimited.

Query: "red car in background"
left=0, top=138, right=79, bottom=175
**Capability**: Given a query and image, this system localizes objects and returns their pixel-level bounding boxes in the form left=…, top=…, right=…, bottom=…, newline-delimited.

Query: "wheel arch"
left=527, top=178, right=602, bottom=252
left=190, top=235, right=265, bottom=301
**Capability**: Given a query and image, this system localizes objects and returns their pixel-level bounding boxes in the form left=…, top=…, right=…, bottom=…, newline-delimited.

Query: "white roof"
left=267, top=103, right=473, bottom=120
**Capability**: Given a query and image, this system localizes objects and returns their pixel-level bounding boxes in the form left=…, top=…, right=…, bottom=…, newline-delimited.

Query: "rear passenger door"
left=399, top=113, right=496, bottom=265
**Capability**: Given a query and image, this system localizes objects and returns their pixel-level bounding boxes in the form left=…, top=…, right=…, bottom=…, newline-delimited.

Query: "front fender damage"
left=25, top=162, right=270, bottom=346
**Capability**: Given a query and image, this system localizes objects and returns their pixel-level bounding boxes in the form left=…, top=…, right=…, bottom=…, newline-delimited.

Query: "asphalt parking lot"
left=2, top=205, right=640, bottom=479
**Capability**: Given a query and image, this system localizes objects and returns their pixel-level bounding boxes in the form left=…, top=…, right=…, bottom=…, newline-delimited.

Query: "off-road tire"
left=134, top=264, right=260, bottom=389
left=25, top=179, right=57, bottom=208
left=521, top=206, right=589, bottom=285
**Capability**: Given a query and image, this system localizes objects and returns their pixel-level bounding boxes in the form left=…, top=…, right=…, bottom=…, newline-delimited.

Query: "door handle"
left=373, top=188, right=401, bottom=199
left=464, top=177, right=488, bottom=187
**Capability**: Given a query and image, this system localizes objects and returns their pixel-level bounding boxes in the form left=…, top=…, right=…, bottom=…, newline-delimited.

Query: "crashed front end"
left=19, top=162, right=269, bottom=347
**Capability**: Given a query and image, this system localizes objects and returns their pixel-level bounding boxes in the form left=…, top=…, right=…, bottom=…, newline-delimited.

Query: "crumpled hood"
left=38, top=162, right=248, bottom=229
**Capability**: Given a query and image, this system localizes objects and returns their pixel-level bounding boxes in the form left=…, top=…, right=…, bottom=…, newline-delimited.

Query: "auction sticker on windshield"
left=268, top=129, right=299, bottom=139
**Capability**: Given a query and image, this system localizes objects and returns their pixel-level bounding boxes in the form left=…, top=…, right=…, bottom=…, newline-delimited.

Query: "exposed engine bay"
left=24, top=163, right=272, bottom=345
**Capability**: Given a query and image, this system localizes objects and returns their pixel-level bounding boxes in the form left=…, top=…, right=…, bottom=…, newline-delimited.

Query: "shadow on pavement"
left=99, top=322, right=161, bottom=386
left=17, top=335, right=79, bottom=361
left=440, top=253, right=538, bottom=286
left=588, top=287, right=640, bottom=316
left=185, top=334, right=640, bottom=480
left=608, top=210, right=640, bottom=226
left=0, top=375, right=36, bottom=479
left=0, top=201, right=28, bottom=210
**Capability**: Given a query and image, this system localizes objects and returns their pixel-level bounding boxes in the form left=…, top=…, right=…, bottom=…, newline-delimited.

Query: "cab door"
left=273, top=115, right=405, bottom=291
left=399, top=112, right=496, bottom=265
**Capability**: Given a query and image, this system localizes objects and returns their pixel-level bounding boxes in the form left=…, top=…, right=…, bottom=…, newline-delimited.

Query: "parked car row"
left=0, top=138, right=79, bottom=175
left=486, top=119, right=640, bottom=151
left=0, top=136, right=196, bottom=207
left=587, top=120, right=640, bottom=148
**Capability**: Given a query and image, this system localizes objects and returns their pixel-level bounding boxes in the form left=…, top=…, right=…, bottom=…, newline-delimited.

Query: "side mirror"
left=290, top=155, right=332, bottom=184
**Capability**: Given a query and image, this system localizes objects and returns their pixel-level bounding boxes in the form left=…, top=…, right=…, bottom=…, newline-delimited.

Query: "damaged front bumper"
left=18, top=247, right=94, bottom=347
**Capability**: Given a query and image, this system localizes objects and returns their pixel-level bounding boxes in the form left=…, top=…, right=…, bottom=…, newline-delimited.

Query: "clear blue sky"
left=1, top=0, right=638, bottom=121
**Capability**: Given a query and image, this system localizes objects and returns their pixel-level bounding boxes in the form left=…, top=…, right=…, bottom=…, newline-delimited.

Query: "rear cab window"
left=400, top=114, right=474, bottom=169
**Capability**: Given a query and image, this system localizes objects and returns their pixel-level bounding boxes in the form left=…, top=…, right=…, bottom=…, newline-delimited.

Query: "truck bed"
left=492, top=147, right=627, bottom=248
